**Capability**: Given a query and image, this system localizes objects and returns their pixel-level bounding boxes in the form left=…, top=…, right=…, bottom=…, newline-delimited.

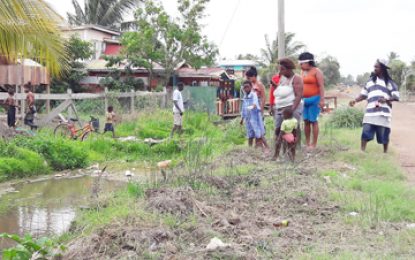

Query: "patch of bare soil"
left=64, top=148, right=415, bottom=259
left=391, top=102, right=415, bottom=186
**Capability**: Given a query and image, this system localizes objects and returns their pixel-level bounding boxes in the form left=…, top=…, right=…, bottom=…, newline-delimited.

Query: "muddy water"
left=0, top=176, right=124, bottom=250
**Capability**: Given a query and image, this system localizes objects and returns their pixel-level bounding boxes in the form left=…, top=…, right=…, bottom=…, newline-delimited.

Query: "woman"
left=299, top=52, right=325, bottom=150
left=246, top=66, right=269, bottom=151
left=272, top=58, right=303, bottom=160
left=349, top=59, right=399, bottom=153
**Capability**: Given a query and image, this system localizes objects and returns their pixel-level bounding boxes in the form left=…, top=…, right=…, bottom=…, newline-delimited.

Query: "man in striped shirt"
left=350, top=59, right=400, bottom=153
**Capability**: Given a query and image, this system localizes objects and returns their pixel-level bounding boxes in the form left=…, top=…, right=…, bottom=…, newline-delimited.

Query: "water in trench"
left=0, top=176, right=124, bottom=250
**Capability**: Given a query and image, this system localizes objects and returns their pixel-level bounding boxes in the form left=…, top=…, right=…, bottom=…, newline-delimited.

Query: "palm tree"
left=0, top=0, right=66, bottom=76
left=387, top=51, right=399, bottom=63
left=67, top=0, right=138, bottom=29
left=259, top=32, right=305, bottom=84
left=260, top=32, right=306, bottom=66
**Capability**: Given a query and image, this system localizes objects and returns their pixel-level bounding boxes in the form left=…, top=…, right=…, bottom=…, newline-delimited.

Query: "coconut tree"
left=67, top=0, right=138, bottom=29
left=0, top=0, right=66, bottom=76
left=259, top=32, right=305, bottom=84
left=260, top=32, right=306, bottom=66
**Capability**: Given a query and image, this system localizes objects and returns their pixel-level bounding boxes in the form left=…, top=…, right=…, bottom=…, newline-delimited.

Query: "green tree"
left=259, top=32, right=305, bottom=84
left=319, top=55, right=341, bottom=88
left=0, top=0, right=67, bottom=76
left=121, top=0, right=218, bottom=86
left=389, top=59, right=407, bottom=87
left=356, top=72, right=371, bottom=86
left=341, top=74, right=355, bottom=86
left=387, top=51, right=399, bottom=63
left=50, top=35, right=94, bottom=93
left=236, top=54, right=260, bottom=61
left=67, top=0, right=138, bottom=29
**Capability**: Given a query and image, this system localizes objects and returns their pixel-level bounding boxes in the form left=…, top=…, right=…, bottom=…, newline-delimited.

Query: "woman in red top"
left=299, top=52, right=325, bottom=150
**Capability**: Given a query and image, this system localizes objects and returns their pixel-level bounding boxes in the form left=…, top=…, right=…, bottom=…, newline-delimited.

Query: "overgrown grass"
left=0, top=110, right=245, bottom=182
left=320, top=124, right=415, bottom=225
left=327, top=106, right=364, bottom=129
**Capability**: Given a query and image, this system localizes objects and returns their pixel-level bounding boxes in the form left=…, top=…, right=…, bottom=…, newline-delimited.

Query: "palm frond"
left=0, top=0, right=67, bottom=76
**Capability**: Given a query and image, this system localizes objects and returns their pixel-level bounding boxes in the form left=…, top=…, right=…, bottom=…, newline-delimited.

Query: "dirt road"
left=391, top=102, right=415, bottom=185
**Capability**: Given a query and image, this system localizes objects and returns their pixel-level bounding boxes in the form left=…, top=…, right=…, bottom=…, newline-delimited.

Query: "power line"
left=219, top=0, right=241, bottom=48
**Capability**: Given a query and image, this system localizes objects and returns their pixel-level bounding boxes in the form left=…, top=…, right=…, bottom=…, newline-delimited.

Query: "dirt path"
left=391, top=102, right=415, bottom=185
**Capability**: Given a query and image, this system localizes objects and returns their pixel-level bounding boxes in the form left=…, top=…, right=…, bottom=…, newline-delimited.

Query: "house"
left=175, top=67, right=230, bottom=87
left=61, top=25, right=122, bottom=59
left=218, top=60, right=259, bottom=78
left=79, top=59, right=165, bottom=92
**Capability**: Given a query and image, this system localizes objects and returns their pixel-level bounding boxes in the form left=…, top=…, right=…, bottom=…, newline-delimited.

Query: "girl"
left=240, top=81, right=266, bottom=150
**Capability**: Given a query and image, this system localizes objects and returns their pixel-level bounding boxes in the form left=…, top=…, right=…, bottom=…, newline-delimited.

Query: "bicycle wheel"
left=81, top=130, right=98, bottom=142
left=54, top=124, right=72, bottom=139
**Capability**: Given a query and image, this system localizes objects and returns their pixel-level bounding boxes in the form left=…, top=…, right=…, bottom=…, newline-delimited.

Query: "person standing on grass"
left=272, top=58, right=303, bottom=160
left=104, top=106, right=116, bottom=138
left=171, top=82, right=185, bottom=137
left=245, top=66, right=269, bottom=151
left=5, top=89, right=18, bottom=127
left=299, top=52, right=325, bottom=150
left=23, top=83, right=37, bottom=130
left=240, top=80, right=266, bottom=150
left=349, top=59, right=400, bottom=153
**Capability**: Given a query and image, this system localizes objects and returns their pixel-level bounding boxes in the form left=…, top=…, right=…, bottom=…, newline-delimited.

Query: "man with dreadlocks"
left=349, top=59, right=400, bottom=153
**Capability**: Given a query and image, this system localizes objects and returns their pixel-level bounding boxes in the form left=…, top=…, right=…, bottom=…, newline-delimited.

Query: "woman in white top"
left=272, top=58, right=303, bottom=160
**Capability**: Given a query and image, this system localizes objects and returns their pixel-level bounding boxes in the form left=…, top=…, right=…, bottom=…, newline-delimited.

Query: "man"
left=171, top=82, right=185, bottom=137
left=24, top=82, right=37, bottom=130
left=350, top=59, right=400, bottom=153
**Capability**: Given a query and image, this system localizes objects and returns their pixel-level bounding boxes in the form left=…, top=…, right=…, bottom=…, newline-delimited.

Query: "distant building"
left=175, top=67, right=230, bottom=87
left=218, top=60, right=259, bottom=78
left=61, top=25, right=122, bottom=59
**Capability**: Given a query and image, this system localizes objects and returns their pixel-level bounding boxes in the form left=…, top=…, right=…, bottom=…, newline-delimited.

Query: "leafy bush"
left=0, top=233, right=65, bottom=260
left=13, top=136, right=88, bottom=170
left=0, top=143, right=49, bottom=181
left=328, top=107, right=364, bottom=129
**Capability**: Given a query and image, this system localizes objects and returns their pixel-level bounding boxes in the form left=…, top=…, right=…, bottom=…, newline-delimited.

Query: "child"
left=240, top=80, right=266, bottom=150
left=279, top=107, right=298, bottom=161
left=104, top=106, right=116, bottom=137
left=5, top=89, right=18, bottom=127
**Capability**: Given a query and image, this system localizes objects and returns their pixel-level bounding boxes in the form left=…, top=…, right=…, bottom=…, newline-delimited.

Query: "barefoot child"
left=240, top=80, right=266, bottom=149
left=279, top=107, right=298, bottom=161
left=104, top=106, right=116, bottom=138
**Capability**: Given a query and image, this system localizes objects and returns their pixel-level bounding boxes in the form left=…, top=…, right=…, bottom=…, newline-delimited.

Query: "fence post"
left=162, top=87, right=167, bottom=109
left=130, top=89, right=135, bottom=114
left=46, top=84, right=51, bottom=114
left=67, top=88, right=73, bottom=118
left=20, top=85, right=25, bottom=119
left=104, top=87, right=108, bottom=114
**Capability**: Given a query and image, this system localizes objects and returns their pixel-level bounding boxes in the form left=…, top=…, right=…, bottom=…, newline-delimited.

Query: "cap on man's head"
left=377, top=59, right=391, bottom=69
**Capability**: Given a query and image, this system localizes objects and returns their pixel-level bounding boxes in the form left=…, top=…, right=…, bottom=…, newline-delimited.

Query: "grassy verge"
left=59, top=109, right=415, bottom=259
left=0, top=110, right=245, bottom=182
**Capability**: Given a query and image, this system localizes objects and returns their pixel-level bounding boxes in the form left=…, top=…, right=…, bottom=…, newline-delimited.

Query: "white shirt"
left=173, top=89, right=184, bottom=113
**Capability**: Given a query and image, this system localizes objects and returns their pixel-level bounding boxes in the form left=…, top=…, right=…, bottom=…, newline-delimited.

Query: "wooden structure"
left=216, top=79, right=240, bottom=118
left=0, top=88, right=167, bottom=127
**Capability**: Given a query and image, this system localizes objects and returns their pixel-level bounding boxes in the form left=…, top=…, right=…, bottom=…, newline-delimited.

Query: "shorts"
left=303, top=95, right=320, bottom=122
left=274, top=103, right=303, bottom=129
left=104, top=123, right=114, bottom=132
left=173, top=113, right=182, bottom=126
left=361, top=123, right=390, bottom=144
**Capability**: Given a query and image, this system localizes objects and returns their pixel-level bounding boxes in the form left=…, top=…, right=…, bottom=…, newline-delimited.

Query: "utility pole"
left=278, top=0, right=285, bottom=59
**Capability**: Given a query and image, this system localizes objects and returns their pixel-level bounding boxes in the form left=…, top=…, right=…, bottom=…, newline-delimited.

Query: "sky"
left=46, top=0, right=415, bottom=77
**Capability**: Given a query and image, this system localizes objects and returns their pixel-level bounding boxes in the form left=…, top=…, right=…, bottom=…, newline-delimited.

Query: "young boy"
left=104, top=106, right=116, bottom=137
left=280, top=107, right=298, bottom=161
left=5, top=89, right=18, bottom=127
left=240, top=80, right=266, bottom=149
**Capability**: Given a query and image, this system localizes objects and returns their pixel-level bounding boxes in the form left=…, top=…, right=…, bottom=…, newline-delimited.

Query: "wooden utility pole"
left=278, top=0, right=285, bottom=59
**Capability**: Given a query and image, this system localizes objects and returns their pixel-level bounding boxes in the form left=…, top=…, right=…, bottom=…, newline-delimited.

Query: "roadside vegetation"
left=0, top=110, right=245, bottom=182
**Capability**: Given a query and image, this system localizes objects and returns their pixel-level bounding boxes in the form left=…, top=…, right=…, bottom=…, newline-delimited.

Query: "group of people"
left=240, top=52, right=325, bottom=161
left=3, top=83, right=37, bottom=130
left=240, top=52, right=399, bottom=161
